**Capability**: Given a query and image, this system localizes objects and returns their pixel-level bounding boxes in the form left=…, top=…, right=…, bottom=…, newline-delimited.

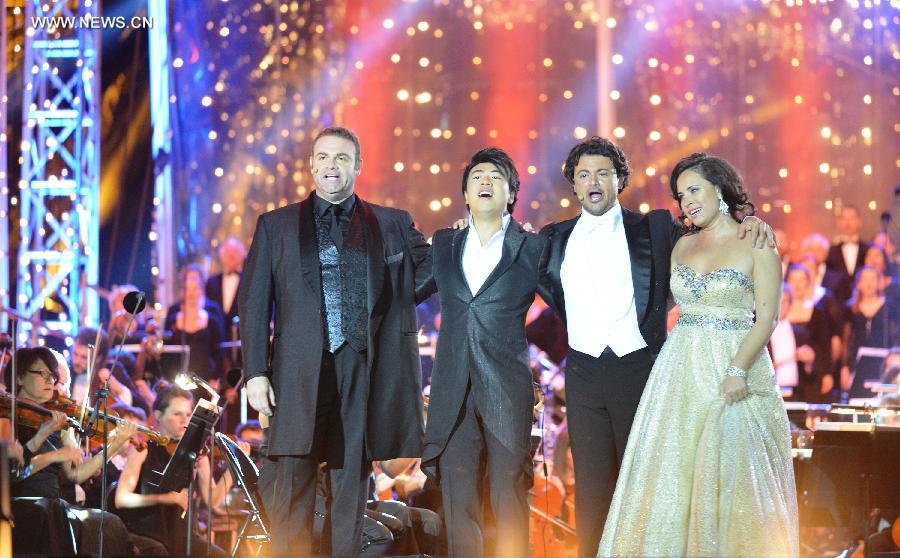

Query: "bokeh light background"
left=169, top=0, right=897, bottom=251
left=5, top=0, right=899, bottom=298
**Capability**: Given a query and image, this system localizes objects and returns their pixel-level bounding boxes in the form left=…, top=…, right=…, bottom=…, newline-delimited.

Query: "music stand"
left=214, top=433, right=270, bottom=557
left=155, top=398, right=220, bottom=557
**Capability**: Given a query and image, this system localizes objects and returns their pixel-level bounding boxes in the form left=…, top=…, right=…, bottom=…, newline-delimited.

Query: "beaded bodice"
left=672, top=264, right=755, bottom=330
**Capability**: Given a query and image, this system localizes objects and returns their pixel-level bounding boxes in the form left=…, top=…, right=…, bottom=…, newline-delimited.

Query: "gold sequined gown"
left=597, top=265, right=799, bottom=558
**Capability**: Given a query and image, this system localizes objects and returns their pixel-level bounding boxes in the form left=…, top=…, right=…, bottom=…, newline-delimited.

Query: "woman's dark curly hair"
left=562, top=137, right=631, bottom=193
left=669, top=153, right=755, bottom=223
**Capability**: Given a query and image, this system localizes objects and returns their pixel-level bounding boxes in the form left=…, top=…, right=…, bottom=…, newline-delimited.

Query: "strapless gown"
left=597, top=265, right=799, bottom=557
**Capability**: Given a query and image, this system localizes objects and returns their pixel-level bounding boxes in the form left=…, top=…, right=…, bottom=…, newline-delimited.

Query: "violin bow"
left=9, top=319, right=17, bottom=449
left=76, top=327, right=104, bottom=446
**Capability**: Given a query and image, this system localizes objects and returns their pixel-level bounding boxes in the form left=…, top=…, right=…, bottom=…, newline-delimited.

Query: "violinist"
left=115, top=384, right=230, bottom=557
left=1, top=347, right=138, bottom=555
left=71, top=327, right=135, bottom=407
left=234, top=420, right=263, bottom=453
left=3, top=347, right=137, bottom=495
left=79, top=403, right=149, bottom=510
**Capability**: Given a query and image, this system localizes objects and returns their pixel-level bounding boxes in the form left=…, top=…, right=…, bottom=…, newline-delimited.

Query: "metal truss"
left=148, top=0, right=174, bottom=311
left=1, top=3, right=10, bottom=331
left=16, top=0, right=101, bottom=340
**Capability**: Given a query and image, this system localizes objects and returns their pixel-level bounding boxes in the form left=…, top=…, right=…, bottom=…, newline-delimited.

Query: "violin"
left=152, top=433, right=261, bottom=463
left=0, top=392, right=170, bottom=451
left=0, top=391, right=82, bottom=433
left=206, top=435, right=262, bottom=461
left=43, top=394, right=171, bottom=450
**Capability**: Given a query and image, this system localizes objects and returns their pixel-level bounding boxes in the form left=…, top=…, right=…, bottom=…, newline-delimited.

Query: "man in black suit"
left=826, top=206, right=869, bottom=302
left=206, top=237, right=247, bottom=432
left=238, top=126, right=430, bottom=557
left=801, top=233, right=847, bottom=302
left=417, top=148, right=548, bottom=557
left=538, top=137, right=774, bottom=558
left=205, top=236, right=245, bottom=331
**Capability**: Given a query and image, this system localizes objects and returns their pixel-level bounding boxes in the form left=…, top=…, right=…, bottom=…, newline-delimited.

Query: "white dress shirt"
left=841, top=241, right=860, bottom=275
left=462, top=212, right=511, bottom=296
left=561, top=202, right=647, bottom=357
left=222, top=271, right=240, bottom=314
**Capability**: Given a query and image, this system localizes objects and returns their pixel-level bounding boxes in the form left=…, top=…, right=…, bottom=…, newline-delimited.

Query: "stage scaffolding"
left=12, top=0, right=101, bottom=341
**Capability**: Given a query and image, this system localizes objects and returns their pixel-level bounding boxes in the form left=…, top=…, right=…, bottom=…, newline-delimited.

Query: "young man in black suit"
left=538, top=137, right=775, bottom=558
left=239, top=126, right=430, bottom=557
left=826, top=205, right=870, bottom=301
left=417, top=147, right=549, bottom=557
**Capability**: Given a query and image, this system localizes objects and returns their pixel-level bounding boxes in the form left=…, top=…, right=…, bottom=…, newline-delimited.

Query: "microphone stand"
left=88, top=292, right=144, bottom=558
left=8, top=319, right=19, bottom=479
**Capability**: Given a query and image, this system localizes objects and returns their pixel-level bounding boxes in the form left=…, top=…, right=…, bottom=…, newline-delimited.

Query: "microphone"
left=123, top=291, right=147, bottom=315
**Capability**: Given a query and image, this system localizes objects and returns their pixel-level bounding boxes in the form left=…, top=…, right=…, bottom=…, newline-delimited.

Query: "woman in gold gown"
left=598, top=153, right=799, bottom=557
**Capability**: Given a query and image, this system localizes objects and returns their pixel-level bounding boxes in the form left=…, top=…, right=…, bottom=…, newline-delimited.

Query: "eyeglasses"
left=27, top=369, right=60, bottom=384
left=577, top=169, right=617, bottom=182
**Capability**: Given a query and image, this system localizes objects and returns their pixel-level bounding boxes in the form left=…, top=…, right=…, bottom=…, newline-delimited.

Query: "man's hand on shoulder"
left=738, top=215, right=778, bottom=249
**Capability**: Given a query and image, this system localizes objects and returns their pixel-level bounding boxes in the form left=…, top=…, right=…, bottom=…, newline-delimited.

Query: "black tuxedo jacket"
left=238, top=193, right=430, bottom=458
left=826, top=242, right=869, bottom=302
left=205, top=272, right=241, bottom=328
left=538, top=208, right=679, bottom=355
left=416, top=221, right=549, bottom=473
left=826, top=242, right=869, bottom=278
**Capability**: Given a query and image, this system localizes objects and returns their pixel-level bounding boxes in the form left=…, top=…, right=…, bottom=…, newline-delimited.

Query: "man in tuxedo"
left=205, top=236, right=246, bottom=330
left=206, top=237, right=246, bottom=433
left=801, top=233, right=847, bottom=302
left=417, top=148, right=548, bottom=557
left=826, top=206, right=869, bottom=300
left=239, top=126, right=430, bottom=557
left=538, top=137, right=774, bottom=558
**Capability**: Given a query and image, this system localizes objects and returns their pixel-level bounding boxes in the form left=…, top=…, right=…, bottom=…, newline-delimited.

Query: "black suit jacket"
left=826, top=242, right=869, bottom=302
left=416, top=221, right=549, bottom=473
left=205, top=272, right=241, bottom=328
left=538, top=208, right=679, bottom=355
left=238, top=193, right=430, bottom=458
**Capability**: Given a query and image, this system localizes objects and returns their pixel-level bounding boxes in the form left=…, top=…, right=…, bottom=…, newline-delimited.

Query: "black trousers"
left=258, top=345, right=371, bottom=557
left=565, top=346, right=654, bottom=558
left=438, top=385, right=531, bottom=558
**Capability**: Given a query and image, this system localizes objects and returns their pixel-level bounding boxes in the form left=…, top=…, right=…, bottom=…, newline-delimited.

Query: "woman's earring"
left=718, top=198, right=729, bottom=215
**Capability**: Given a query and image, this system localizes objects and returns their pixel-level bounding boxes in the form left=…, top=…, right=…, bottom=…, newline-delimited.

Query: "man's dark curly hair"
left=562, top=137, right=631, bottom=193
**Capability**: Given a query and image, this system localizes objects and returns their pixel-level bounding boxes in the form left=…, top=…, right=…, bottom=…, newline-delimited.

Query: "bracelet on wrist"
left=725, top=365, right=747, bottom=378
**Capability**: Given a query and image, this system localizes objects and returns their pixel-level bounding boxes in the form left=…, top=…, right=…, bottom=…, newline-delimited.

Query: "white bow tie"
left=583, top=214, right=617, bottom=233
